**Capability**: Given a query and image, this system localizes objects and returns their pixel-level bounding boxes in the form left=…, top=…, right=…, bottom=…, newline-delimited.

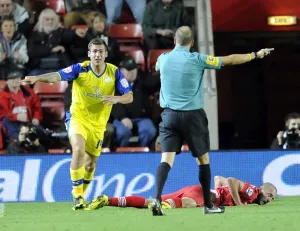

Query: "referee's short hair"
left=175, top=26, right=194, bottom=46
left=88, top=38, right=108, bottom=51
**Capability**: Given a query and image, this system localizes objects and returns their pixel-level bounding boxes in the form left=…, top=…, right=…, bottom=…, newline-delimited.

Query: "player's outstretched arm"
left=221, top=48, right=274, bottom=66
left=227, top=177, right=244, bottom=206
left=20, top=72, right=61, bottom=85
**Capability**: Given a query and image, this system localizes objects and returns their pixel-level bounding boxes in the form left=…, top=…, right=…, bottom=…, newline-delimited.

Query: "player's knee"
left=85, top=164, right=96, bottom=172
left=197, top=153, right=209, bottom=165
left=72, top=144, right=85, bottom=156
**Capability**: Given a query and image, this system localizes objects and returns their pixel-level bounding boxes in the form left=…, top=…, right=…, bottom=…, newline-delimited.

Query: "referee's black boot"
left=151, top=198, right=165, bottom=216
left=203, top=205, right=225, bottom=214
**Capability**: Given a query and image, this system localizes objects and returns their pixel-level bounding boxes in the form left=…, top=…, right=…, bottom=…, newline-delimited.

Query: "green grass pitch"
left=1, top=197, right=300, bottom=231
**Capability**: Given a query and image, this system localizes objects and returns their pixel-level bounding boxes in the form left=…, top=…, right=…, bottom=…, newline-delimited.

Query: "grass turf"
left=1, top=196, right=300, bottom=231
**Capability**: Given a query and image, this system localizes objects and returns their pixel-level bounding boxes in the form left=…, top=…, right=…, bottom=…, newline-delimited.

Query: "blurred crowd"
left=0, top=0, right=192, bottom=154
left=2, top=0, right=297, bottom=155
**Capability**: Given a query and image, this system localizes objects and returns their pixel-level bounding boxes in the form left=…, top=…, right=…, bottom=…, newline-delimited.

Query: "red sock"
left=108, top=196, right=146, bottom=208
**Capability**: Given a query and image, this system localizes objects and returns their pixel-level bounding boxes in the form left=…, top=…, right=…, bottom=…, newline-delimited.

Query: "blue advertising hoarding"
left=0, top=150, right=299, bottom=202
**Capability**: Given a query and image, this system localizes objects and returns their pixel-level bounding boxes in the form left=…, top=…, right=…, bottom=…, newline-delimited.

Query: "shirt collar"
left=174, top=45, right=190, bottom=52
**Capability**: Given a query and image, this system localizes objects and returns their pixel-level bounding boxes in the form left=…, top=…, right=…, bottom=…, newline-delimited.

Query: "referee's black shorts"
left=159, top=108, right=210, bottom=157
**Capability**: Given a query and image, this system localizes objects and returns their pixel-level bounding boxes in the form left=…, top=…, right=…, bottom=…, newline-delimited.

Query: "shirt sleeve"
left=198, top=54, right=222, bottom=69
left=115, top=68, right=132, bottom=95
left=57, top=64, right=81, bottom=81
left=239, top=183, right=259, bottom=203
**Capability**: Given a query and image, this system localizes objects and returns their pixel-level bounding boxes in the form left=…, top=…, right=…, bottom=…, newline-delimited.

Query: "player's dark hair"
left=88, top=38, right=108, bottom=51
left=175, top=26, right=194, bottom=46
left=0, top=15, right=15, bottom=28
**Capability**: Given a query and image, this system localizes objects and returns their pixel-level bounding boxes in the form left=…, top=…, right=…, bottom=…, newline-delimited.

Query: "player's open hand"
left=256, top=48, right=274, bottom=59
left=102, top=96, right=120, bottom=105
left=20, top=76, right=38, bottom=85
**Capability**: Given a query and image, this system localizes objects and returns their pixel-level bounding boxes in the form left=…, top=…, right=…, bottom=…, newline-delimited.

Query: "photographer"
left=6, top=123, right=47, bottom=154
left=270, top=112, right=300, bottom=150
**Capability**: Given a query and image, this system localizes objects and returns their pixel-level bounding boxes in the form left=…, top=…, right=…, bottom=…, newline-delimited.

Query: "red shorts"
left=162, top=185, right=204, bottom=207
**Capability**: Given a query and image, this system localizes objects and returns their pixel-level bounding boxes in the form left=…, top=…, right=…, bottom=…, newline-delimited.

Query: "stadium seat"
left=125, top=50, right=145, bottom=71
left=0, top=80, right=5, bottom=90
left=48, top=148, right=65, bottom=154
left=109, top=23, right=143, bottom=48
left=116, top=147, right=150, bottom=152
left=71, top=25, right=88, bottom=30
left=34, top=81, right=68, bottom=99
left=40, top=101, right=65, bottom=126
left=46, top=0, right=66, bottom=16
left=147, top=49, right=172, bottom=72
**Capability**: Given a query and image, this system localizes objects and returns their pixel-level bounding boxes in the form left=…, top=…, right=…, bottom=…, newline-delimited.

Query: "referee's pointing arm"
left=221, top=48, right=274, bottom=66
left=174, top=26, right=274, bottom=67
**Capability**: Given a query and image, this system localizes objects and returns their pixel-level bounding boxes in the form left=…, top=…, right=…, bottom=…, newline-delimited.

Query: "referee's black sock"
left=155, top=162, right=171, bottom=203
left=199, top=164, right=212, bottom=208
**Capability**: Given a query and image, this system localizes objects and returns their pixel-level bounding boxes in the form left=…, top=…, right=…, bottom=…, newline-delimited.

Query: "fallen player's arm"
left=118, top=92, right=133, bottom=104
left=214, top=176, right=228, bottom=188
left=20, top=72, right=61, bottom=85
left=221, top=48, right=274, bottom=66
left=227, top=177, right=244, bottom=206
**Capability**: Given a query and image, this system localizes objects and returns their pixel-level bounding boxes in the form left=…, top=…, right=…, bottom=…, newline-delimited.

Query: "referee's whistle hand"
left=256, top=48, right=274, bottom=59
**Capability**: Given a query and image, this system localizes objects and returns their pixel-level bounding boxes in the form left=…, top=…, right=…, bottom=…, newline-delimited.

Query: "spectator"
left=64, top=81, right=115, bottom=150
left=270, top=112, right=300, bottom=150
left=63, top=0, right=105, bottom=29
left=27, top=8, right=86, bottom=76
left=105, top=0, right=146, bottom=25
left=6, top=122, right=47, bottom=154
left=0, top=70, right=44, bottom=141
left=112, top=57, right=160, bottom=147
left=0, top=0, right=30, bottom=36
left=72, top=13, right=123, bottom=65
left=142, top=0, right=190, bottom=49
left=0, top=16, right=28, bottom=79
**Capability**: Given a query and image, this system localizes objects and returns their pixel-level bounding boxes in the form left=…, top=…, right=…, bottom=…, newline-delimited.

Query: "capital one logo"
left=0, top=158, right=155, bottom=202
left=263, top=154, right=300, bottom=196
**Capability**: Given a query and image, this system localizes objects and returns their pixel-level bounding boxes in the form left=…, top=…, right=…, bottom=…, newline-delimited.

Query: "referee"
left=151, top=26, right=274, bottom=216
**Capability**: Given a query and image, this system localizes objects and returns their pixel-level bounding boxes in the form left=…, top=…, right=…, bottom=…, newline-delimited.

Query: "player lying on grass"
left=87, top=175, right=277, bottom=209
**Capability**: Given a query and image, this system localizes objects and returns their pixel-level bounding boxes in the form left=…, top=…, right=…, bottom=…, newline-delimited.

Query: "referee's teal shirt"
left=156, top=46, right=222, bottom=111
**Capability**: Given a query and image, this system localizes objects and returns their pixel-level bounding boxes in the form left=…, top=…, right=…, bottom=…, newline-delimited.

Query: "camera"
left=20, top=130, right=38, bottom=148
left=282, top=127, right=300, bottom=149
left=25, top=130, right=38, bottom=142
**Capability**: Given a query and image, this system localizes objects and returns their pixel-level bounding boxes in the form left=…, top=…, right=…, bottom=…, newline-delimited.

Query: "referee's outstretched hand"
left=256, top=48, right=274, bottom=59
left=20, top=76, right=38, bottom=85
